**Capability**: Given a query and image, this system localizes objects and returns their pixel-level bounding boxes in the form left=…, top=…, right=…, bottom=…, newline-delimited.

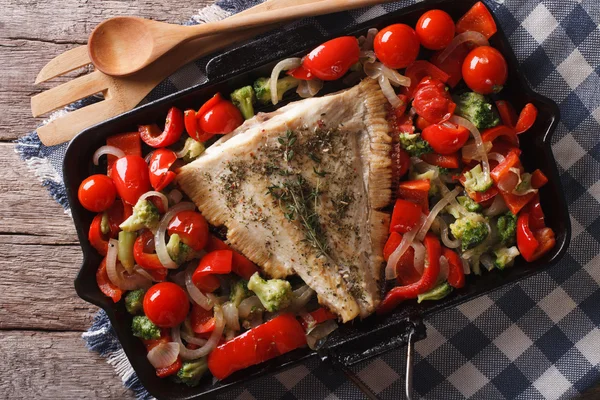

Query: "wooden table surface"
left=1, top=1, right=598, bottom=398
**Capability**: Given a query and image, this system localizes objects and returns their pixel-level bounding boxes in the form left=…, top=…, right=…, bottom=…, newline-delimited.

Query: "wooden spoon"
left=88, top=0, right=391, bottom=77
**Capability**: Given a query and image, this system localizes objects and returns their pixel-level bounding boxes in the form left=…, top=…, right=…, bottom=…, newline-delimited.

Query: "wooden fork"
left=31, top=0, right=322, bottom=146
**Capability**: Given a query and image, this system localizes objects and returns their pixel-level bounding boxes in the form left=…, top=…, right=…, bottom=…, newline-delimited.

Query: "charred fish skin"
left=177, top=79, right=391, bottom=322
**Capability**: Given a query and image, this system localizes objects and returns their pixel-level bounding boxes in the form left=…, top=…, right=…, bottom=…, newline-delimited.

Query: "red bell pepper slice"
left=391, top=144, right=411, bottom=186
left=142, top=331, right=183, bottom=377
left=148, top=148, right=177, bottom=192
left=530, top=227, right=556, bottom=261
left=397, top=179, right=431, bottom=214
left=443, top=247, right=465, bottom=289
left=490, top=148, right=521, bottom=183
left=104, top=199, right=132, bottom=238
left=420, top=152, right=460, bottom=169
left=515, top=103, right=538, bottom=134
left=89, top=213, right=109, bottom=256
left=287, top=64, right=314, bottom=80
left=156, top=358, right=182, bottom=378
left=133, top=230, right=166, bottom=270
left=501, top=191, right=536, bottom=215
left=106, top=131, right=142, bottom=177
left=300, top=307, right=337, bottom=330
left=481, top=125, right=519, bottom=146
left=384, top=232, right=403, bottom=262
left=383, top=233, right=421, bottom=285
left=416, top=115, right=432, bottom=131
left=403, top=60, right=449, bottom=98
left=96, top=257, right=123, bottom=302
left=495, top=100, right=518, bottom=129
left=526, top=194, right=546, bottom=231
left=192, top=250, right=233, bottom=293
left=390, top=199, right=422, bottom=233
left=139, top=107, right=184, bottom=148
left=204, top=235, right=259, bottom=280
left=191, top=303, right=216, bottom=334
left=457, top=173, right=499, bottom=203
left=531, top=169, right=548, bottom=189
left=456, top=1, right=497, bottom=39
left=377, top=234, right=441, bottom=314
left=208, top=313, right=307, bottom=380
left=517, top=213, right=539, bottom=262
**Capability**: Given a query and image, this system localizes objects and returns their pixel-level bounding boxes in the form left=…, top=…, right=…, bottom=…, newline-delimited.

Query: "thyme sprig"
left=278, top=130, right=297, bottom=163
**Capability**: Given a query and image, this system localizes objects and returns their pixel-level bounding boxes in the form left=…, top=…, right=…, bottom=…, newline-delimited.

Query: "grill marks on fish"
left=177, top=79, right=392, bottom=321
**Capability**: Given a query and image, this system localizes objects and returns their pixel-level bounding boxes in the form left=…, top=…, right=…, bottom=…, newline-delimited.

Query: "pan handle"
left=204, top=24, right=328, bottom=82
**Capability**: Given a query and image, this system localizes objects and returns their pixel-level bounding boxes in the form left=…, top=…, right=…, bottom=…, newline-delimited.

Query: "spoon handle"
left=185, top=0, right=392, bottom=41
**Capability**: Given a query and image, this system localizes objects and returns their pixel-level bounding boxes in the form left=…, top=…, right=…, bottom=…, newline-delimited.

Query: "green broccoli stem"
left=118, top=231, right=137, bottom=273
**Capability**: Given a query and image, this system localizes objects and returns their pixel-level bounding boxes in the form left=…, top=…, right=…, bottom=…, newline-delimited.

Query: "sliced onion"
left=133, top=266, right=156, bottom=282
left=451, top=115, right=490, bottom=177
left=238, top=296, right=263, bottom=319
left=290, top=285, right=315, bottom=311
left=487, top=152, right=505, bottom=163
left=436, top=31, right=489, bottom=65
left=462, top=140, right=493, bottom=162
left=173, top=304, right=225, bottom=360
left=299, top=311, right=317, bottom=334
left=484, top=195, right=509, bottom=217
left=222, top=301, right=240, bottom=331
left=385, top=214, right=426, bottom=280
left=417, top=187, right=462, bottom=241
left=185, top=264, right=213, bottom=310
left=411, top=242, right=426, bottom=275
left=93, top=145, right=125, bottom=166
left=497, top=170, right=519, bottom=193
left=378, top=75, right=402, bottom=108
left=106, top=239, right=152, bottom=290
left=360, top=28, right=378, bottom=51
left=306, top=320, right=338, bottom=351
left=438, top=217, right=461, bottom=249
left=147, top=342, right=179, bottom=369
left=270, top=58, right=301, bottom=105
left=175, top=139, right=194, bottom=158
left=155, top=202, right=195, bottom=270
left=168, top=189, right=183, bottom=205
left=359, top=50, right=376, bottom=63
left=439, top=255, right=449, bottom=283
left=512, top=172, right=537, bottom=196
left=480, top=254, right=495, bottom=271
left=296, top=79, right=323, bottom=98
left=139, top=191, right=169, bottom=212
left=181, top=330, right=208, bottom=346
left=462, top=258, right=471, bottom=275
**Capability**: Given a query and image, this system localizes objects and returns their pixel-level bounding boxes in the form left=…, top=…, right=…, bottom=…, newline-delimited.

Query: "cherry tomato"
left=138, top=107, right=184, bottom=148
left=78, top=174, right=117, bottom=212
left=143, top=282, right=190, bottom=328
left=287, top=65, right=314, bottom=80
left=148, top=148, right=177, bottom=192
left=112, top=155, right=151, bottom=205
left=462, top=46, right=508, bottom=94
left=302, top=36, right=359, bottom=81
left=416, top=10, right=455, bottom=50
left=422, top=123, right=470, bottom=154
left=515, top=103, right=538, bottom=134
left=412, top=77, right=456, bottom=124
left=167, top=210, right=209, bottom=251
left=197, top=94, right=243, bottom=135
left=374, top=24, right=420, bottom=69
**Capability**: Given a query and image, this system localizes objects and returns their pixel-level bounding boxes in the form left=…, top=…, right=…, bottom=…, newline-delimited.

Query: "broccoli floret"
left=497, top=212, right=517, bottom=246
left=457, top=195, right=482, bottom=212
left=463, top=164, right=493, bottom=193
left=180, top=137, right=205, bottom=163
left=230, top=279, right=250, bottom=307
left=230, top=85, right=256, bottom=120
left=125, top=289, right=146, bottom=315
left=417, top=282, right=453, bottom=303
left=119, top=199, right=160, bottom=232
left=494, top=246, right=520, bottom=269
left=253, top=76, right=300, bottom=105
left=247, top=272, right=293, bottom=312
left=438, top=167, right=450, bottom=175
left=450, top=213, right=489, bottom=251
left=398, top=132, right=432, bottom=157
left=131, top=315, right=160, bottom=340
left=454, top=92, right=500, bottom=130
left=176, top=358, right=208, bottom=387
left=166, top=233, right=196, bottom=265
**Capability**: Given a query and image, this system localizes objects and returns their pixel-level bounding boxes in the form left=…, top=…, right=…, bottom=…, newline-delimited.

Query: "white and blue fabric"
left=17, top=0, right=600, bottom=399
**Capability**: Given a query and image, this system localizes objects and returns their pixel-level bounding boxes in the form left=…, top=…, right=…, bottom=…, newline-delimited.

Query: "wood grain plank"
left=0, top=330, right=134, bottom=399
left=0, top=0, right=215, bottom=141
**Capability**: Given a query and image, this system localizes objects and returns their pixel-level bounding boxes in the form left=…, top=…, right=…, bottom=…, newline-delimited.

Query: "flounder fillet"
left=177, top=79, right=392, bottom=322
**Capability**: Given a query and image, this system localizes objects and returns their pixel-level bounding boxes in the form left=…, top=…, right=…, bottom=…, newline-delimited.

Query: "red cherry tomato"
left=197, top=94, right=243, bottom=135
left=138, top=107, right=184, bottom=148
left=421, top=123, right=470, bottom=154
left=515, top=103, right=538, bottom=134
left=167, top=210, right=209, bottom=251
left=112, top=155, right=151, bottom=205
left=143, top=282, right=190, bottom=328
left=416, top=10, right=455, bottom=50
left=462, top=46, right=508, bottom=94
left=374, top=24, right=420, bottom=69
left=302, top=37, right=360, bottom=81
left=287, top=64, right=314, bottom=80
left=148, top=148, right=177, bottom=192
left=412, top=77, right=456, bottom=124
left=78, top=174, right=117, bottom=212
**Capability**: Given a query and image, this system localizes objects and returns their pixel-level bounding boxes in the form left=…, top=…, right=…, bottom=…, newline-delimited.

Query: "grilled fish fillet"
left=177, top=79, right=392, bottom=322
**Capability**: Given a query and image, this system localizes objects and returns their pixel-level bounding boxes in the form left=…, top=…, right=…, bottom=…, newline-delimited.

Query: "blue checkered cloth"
left=17, top=0, right=600, bottom=398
